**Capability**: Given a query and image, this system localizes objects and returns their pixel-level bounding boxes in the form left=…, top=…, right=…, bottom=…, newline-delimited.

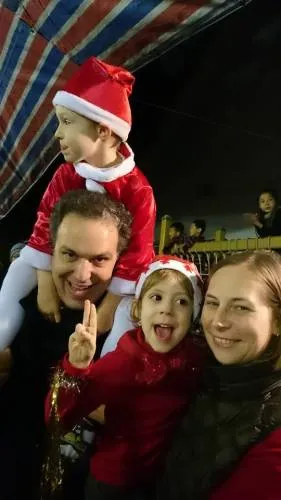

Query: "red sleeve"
left=28, top=163, right=84, bottom=255
left=211, top=428, right=281, bottom=500
left=45, top=348, right=133, bottom=431
left=106, top=169, right=156, bottom=294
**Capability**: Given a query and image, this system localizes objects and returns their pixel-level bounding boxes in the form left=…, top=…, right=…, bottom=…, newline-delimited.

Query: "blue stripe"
left=2, top=0, right=22, bottom=12
left=38, top=0, right=86, bottom=41
left=74, top=0, right=163, bottom=63
left=0, top=20, right=31, bottom=101
left=0, top=115, right=57, bottom=203
left=0, top=46, right=63, bottom=166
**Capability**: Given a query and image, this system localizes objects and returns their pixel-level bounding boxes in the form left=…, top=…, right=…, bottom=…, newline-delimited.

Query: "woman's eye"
left=205, top=300, right=218, bottom=307
left=235, top=305, right=250, bottom=311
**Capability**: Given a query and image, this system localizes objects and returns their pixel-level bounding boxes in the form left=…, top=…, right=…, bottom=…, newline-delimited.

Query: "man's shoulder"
left=20, top=288, right=39, bottom=313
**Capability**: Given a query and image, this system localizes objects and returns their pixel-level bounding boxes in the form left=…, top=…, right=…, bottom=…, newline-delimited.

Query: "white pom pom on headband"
left=135, top=256, right=203, bottom=319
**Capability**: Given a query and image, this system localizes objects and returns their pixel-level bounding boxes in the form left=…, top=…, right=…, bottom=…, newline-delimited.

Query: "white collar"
left=74, top=143, right=135, bottom=182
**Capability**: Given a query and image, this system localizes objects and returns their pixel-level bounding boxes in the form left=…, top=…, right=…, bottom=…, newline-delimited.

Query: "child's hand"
left=97, top=292, right=122, bottom=334
left=243, top=213, right=261, bottom=227
left=37, top=270, right=61, bottom=323
left=69, top=300, right=97, bottom=369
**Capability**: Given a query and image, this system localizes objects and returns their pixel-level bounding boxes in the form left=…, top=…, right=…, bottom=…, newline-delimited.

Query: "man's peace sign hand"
left=69, top=300, right=97, bottom=369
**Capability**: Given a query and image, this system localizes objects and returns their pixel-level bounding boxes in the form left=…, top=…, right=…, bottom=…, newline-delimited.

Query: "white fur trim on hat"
left=135, top=257, right=203, bottom=319
left=53, top=90, right=130, bottom=141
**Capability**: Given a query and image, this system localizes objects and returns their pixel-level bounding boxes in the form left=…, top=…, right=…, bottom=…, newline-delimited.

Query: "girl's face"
left=202, top=263, right=276, bottom=365
left=259, top=192, right=276, bottom=215
left=140, top=275, right=193, bottom=353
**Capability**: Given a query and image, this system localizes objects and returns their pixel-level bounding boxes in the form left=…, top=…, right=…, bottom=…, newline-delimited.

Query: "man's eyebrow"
left=92, top=252, right=113, bottom=259
left=60, top=246, right=76, bottom=254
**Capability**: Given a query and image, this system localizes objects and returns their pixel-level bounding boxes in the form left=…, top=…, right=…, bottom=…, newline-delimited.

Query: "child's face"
left=140, top=275, right=193, bottom=353
left=259, top=192, right=276, bottom=215
left=55, top=106, right=100, bottom=164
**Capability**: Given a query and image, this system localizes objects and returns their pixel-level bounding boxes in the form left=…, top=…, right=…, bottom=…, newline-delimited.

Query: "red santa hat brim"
left=135, top=256, right=203, bottom=319
left=53, top=90, right=131, bottom=141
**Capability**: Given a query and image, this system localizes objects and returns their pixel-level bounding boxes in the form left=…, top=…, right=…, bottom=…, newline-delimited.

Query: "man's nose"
left=73, top=260, right=93, bottom=282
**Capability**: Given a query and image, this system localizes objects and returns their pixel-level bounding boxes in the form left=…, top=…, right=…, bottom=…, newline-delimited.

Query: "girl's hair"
left=257, top=188, right=279, bottom=223
left=131, top=269, right=194, bottom=323
left=209, top=250, right=281, bottom=366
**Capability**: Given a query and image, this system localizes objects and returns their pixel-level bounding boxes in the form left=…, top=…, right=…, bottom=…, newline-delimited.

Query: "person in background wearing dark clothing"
left=244, top=188, right=281, bottom=237
left=163, top=222, right=185, bottom=255
left=183, top=219, right=206, bottom=252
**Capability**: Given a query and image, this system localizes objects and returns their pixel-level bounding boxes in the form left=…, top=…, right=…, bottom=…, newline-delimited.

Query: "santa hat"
left=53, top=57, right=134, bottom=141
left=135, top=256, right=203, bottom=319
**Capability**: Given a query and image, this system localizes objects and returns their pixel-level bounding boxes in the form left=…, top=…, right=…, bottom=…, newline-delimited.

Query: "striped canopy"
left=0, top=0, right=251, bottom=218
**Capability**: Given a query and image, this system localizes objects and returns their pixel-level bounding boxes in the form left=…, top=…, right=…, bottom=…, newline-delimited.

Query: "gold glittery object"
left=41, top=367, right=80, bottom=499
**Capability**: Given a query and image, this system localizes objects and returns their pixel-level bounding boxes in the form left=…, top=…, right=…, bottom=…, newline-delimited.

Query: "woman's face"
left=259, top=192, right=276, bottom=215
left=201, top=263, right=277, bottom=365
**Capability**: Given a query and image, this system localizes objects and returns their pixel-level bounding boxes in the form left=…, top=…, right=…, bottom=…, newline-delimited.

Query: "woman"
left=157, top=250, right=281, bottom=500
left=244, top=188, right=281, bottom=237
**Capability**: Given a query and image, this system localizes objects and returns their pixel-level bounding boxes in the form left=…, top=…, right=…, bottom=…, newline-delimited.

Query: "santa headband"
left=135, top=256, right=203, bottom=319
left=53, top=57, right=134, bottom=141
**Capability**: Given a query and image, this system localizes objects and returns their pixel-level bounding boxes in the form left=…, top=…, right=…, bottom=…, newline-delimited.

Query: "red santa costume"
left=45, top=257, right=206, bottom=493
left=0, top=58, right=156, bottom=349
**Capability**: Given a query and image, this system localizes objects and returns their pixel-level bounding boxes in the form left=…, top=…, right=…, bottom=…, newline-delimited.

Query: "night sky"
left=1, top=0, right=281, bottom=262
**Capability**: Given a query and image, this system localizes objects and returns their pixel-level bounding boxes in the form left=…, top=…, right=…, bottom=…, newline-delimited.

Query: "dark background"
left=1, top=0, right=281, bottom=264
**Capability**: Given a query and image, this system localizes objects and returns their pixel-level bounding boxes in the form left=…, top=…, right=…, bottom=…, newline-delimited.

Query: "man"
left=182, top=219, right=206, bottom=252
left=0, top=190, right=134, bottom=500
left=163, top=222, right=185, bottom=255
left=188, top=219, right=206, bottom=242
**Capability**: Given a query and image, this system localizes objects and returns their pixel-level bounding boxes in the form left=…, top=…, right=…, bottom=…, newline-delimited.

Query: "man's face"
left=169, top=227, right=178, bottom=240
left=52, top=213, right=119, bottom=309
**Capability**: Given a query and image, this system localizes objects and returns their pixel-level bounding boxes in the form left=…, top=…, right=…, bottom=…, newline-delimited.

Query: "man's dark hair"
left=193, top=219, right=206, bottom=234
left=170, top=222, right=184, bottom=235
left=50, top=190, right=132, bottom=254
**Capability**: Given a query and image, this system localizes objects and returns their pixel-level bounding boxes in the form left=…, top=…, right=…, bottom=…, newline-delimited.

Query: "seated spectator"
left=244, top=188, right=281, bottom=237
left=163, top=222, right=185, bottom=256
left=183, top=219, right=206, bottom=252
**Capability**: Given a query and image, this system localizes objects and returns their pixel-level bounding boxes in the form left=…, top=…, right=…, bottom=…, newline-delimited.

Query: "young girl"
left=244, top=188, right=281, bottom=237
left=45, top=256, right=206, bottom=499
left=0, top=56, right=156, bottom=351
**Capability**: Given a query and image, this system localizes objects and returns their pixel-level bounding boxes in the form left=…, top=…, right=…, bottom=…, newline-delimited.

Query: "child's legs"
left=0, top=257, right=37, bottom=348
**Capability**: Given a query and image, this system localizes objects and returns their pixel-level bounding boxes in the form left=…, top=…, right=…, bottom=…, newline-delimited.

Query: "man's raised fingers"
left=82, top=300, right=91, bottom=326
